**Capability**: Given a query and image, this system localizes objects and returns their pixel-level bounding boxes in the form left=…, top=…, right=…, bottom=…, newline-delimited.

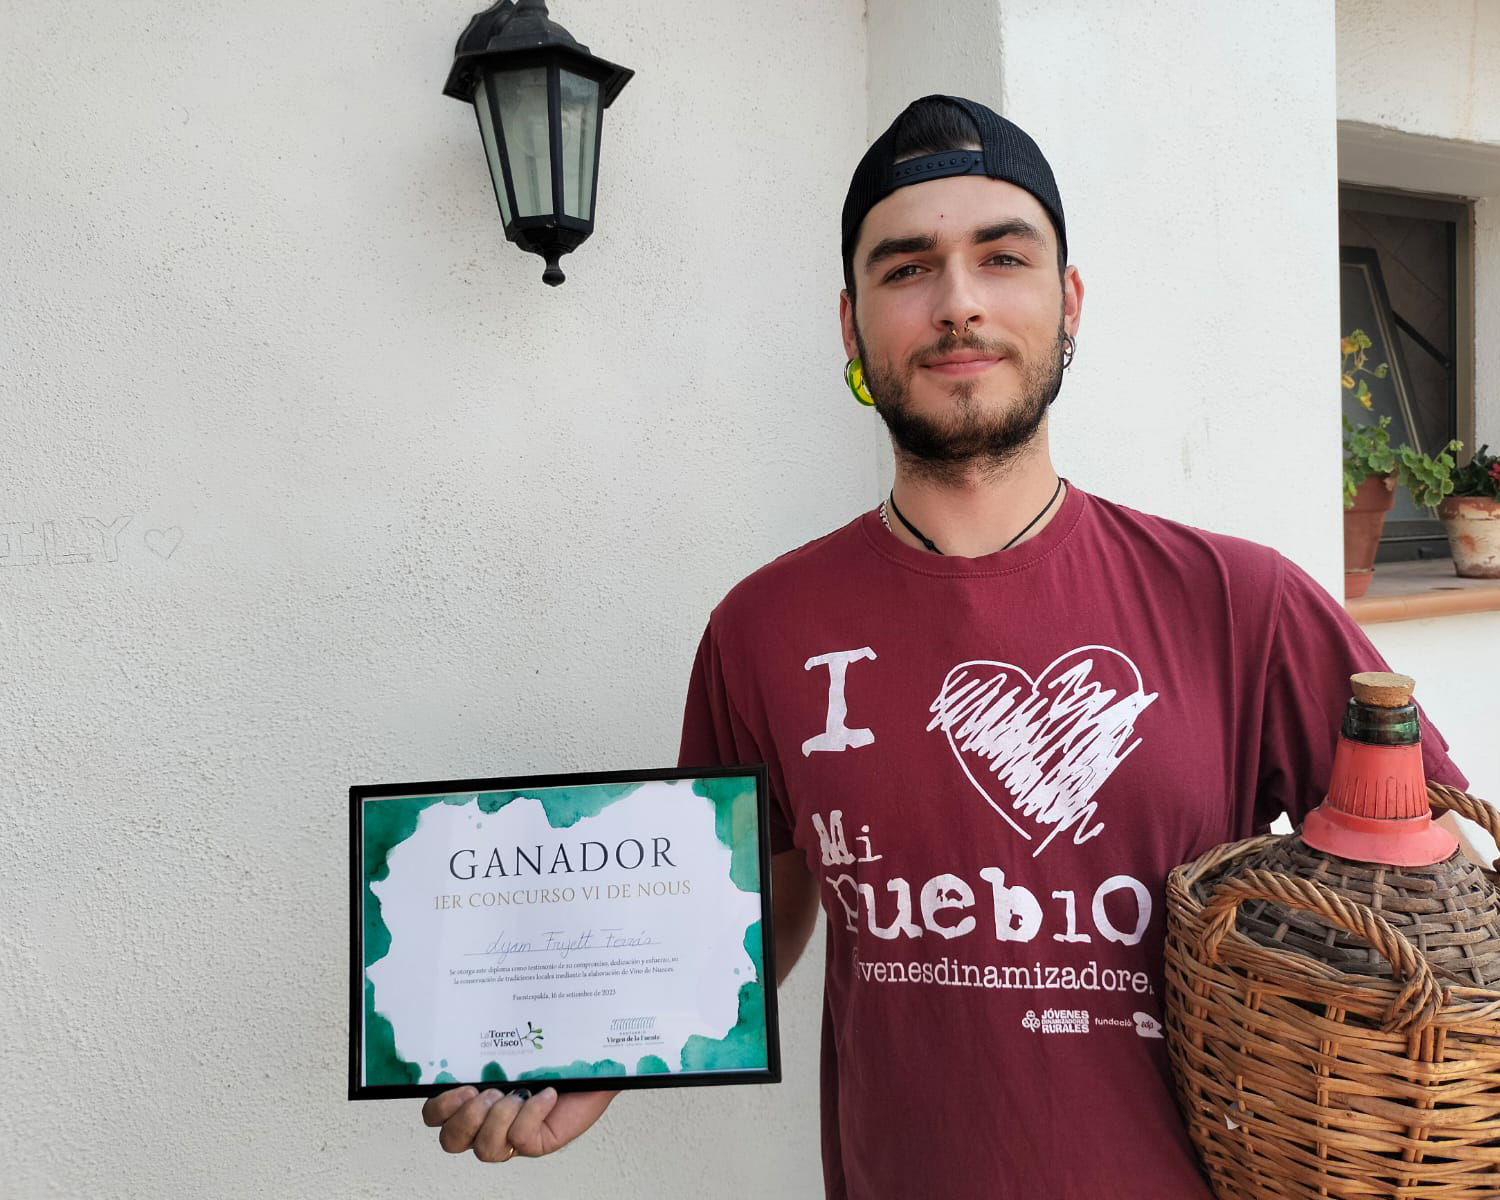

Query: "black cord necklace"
left=884, top=476, right=1064, bottom=556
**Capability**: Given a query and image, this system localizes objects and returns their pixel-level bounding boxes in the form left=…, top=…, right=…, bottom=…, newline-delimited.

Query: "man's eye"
left=883, top=264, right=922, bottom=282
left=987, top=253, right=1023, bottom=267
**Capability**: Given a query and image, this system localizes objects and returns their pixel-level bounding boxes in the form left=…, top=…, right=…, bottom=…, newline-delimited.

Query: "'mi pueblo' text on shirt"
left=449, top=838, right=677, bottom=880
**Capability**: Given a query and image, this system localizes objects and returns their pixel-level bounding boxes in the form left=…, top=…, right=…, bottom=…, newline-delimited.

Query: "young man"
left=424, top=96, right=1466, bottom=1197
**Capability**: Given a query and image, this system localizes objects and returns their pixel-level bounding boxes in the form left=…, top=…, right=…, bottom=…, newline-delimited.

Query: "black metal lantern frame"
left=444, top=0, right=632, bottom=285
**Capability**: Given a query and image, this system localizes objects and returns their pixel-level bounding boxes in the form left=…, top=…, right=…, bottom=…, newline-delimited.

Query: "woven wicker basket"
left=1166, top=783, right=1500, bottom=1200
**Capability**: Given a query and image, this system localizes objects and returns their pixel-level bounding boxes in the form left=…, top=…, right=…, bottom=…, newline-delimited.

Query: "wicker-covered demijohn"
left=1165, top=672, right=1500, bottom=1200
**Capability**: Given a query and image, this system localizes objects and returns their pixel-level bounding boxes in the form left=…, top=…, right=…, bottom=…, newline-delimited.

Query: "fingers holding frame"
left=421, top=1085, right=476, bottom=1129
left=432, top=1087, right=509, bottom=1155
left=471, top=1089, right=533, bottom=1162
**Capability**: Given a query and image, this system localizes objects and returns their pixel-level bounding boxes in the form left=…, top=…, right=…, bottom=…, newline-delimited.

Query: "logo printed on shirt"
left=928, top=646, right=1158, bottom=857
left=1021, top=1008, right=1090, bottom=1034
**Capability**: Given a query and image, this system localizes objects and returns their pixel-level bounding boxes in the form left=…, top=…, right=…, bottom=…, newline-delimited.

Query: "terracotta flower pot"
left=1438, top=494, right=1500, bottom=578
left=1343, top=473, right=1397, bottom=599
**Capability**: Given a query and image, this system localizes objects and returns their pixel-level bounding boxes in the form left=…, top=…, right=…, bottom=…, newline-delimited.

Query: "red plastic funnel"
left=1299, top=672, right=1457, bottom=867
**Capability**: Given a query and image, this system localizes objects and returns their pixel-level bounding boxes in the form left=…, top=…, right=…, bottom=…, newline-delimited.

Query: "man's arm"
left=771, top=847, right=820, bottom=985
left=679, top=626, right=818, bottom=981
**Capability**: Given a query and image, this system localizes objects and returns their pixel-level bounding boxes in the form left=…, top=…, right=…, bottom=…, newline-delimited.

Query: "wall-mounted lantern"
left=444, top=0, right=633, bottom=286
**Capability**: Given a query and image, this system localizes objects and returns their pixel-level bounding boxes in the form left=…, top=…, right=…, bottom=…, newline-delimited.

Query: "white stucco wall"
left=3, top=2, right=1496, bottom=1198
left=1337, top=0, right=1500, bottom=145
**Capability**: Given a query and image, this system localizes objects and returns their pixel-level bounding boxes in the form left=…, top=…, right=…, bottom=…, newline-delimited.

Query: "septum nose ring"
left=944, top=319, right=972, bottom=340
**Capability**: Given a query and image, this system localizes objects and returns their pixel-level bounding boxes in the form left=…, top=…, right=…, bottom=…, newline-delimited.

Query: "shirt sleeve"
left=1253, top=556, right=1467, bottom=833
left=678, top=622, right=796, bottom=854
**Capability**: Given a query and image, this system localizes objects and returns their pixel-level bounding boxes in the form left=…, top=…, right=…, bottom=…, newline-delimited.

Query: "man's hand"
left=421, top=1085, right=618, bottom=1162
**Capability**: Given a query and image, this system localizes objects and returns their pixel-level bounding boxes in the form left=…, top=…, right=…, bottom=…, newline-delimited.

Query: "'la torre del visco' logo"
left=482, top=1021, right=544, bottom=1052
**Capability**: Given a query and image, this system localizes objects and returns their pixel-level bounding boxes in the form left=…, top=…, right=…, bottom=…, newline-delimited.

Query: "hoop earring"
left=845, top=357, right=875, bottom=406
left=1061, top=332, right=1076, bottom=370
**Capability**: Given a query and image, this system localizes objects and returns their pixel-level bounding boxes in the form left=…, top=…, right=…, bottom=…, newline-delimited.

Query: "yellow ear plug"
left=845, top=358, right=874, bottom=406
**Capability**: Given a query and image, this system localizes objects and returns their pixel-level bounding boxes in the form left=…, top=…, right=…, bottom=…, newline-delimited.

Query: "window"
left=1338, top=186, right=1473, bottom=561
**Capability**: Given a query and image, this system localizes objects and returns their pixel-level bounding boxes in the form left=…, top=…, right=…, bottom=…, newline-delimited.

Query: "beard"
left=856, top=320, right=1067, bottom=481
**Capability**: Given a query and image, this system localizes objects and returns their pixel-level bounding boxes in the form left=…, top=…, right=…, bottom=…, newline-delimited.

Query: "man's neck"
left=885, top=440, right=1065, bottom=558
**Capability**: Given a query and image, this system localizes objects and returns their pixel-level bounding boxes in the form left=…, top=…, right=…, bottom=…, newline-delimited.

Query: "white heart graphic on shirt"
left=926, top=646, right=1157, bottom=857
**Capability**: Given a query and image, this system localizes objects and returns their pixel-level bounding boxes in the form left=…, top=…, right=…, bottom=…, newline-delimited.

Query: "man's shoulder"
left=708, top=512, right=868, bottom=628
left=1080, top=489, right=1289, bottom=588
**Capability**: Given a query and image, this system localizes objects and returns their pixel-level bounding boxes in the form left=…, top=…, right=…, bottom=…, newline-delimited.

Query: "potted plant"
left=1340, top=329, right=1461, bottom=598
left=1342, top=412, right=1398, bottom=598
left=1438, top=444, right=1500, bottom=578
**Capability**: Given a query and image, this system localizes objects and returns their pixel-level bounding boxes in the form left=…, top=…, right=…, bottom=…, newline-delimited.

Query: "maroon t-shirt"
left=679, top=485, right=1464, bottom=1200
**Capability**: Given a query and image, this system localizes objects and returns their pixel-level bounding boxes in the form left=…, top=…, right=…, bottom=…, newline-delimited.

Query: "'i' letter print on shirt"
left=802, top=647, right=877, bottom=755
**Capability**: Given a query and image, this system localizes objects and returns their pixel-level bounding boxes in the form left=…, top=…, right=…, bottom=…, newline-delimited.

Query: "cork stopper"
left=1350, top=671, right=1415, bottom=709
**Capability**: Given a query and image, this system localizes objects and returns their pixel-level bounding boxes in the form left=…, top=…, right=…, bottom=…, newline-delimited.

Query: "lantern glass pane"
left=494, top=66, right=553, bottom=218
left=473, top=78, right=513, bottom=226
left=558, top=70, right=599, bottom=220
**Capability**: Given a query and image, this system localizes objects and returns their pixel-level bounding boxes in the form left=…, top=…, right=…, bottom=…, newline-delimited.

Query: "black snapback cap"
left=841, top=95, right=1067, bottom=271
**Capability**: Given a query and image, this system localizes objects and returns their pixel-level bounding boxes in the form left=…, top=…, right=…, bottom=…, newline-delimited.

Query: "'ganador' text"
left=449, top=838, right=677, bottom=880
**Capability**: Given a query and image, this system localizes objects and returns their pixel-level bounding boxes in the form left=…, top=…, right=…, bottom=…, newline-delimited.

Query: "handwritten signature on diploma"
left=481, top=928, right=659, bottom=963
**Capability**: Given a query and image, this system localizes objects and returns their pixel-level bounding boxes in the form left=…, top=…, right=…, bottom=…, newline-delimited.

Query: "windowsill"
left=1345, top=559, right=1500, bottom=624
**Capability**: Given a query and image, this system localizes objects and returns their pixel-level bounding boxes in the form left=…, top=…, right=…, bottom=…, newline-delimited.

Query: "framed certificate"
left=349, top=765, right=779, bottom=1099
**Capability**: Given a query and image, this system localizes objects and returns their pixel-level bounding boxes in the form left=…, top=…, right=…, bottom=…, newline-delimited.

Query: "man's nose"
left=931, top=271, right=984, bottom=338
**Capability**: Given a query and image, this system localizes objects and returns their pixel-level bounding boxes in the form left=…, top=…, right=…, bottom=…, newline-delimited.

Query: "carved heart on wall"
left=144, top=527, right=184, bottom=559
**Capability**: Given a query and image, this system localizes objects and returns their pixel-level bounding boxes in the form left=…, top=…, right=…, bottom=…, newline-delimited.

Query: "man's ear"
left=839, top=289, right=859, bottom=361
left=1062, top=266, right=1084, bottom=338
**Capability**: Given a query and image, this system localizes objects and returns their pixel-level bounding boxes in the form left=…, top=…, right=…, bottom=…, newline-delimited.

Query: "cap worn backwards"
left=841, top=95, right=1067, bottom=271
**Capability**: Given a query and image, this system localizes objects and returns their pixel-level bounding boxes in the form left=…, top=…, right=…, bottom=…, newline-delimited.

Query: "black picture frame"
left=349, top=763, right=780, bottom=1101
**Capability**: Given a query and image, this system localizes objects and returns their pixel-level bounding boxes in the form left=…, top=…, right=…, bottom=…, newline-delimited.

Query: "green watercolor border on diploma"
left=361, top=777, right=765, bottom=1086
left=364, top=978, right=421, bottom=1085
left=477, top=783, right=640, bottom=825
left=678, top=919, right=768, bottom=1072
left=518, top=1058, right=627, bottom=1081
left=691, top=775, right=760, bottom=893
left=362, top=794, right=454, bottom=1085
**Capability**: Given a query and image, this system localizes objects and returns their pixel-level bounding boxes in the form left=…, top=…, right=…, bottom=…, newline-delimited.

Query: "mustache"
left=910, top=334, right=1019, bottom=367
